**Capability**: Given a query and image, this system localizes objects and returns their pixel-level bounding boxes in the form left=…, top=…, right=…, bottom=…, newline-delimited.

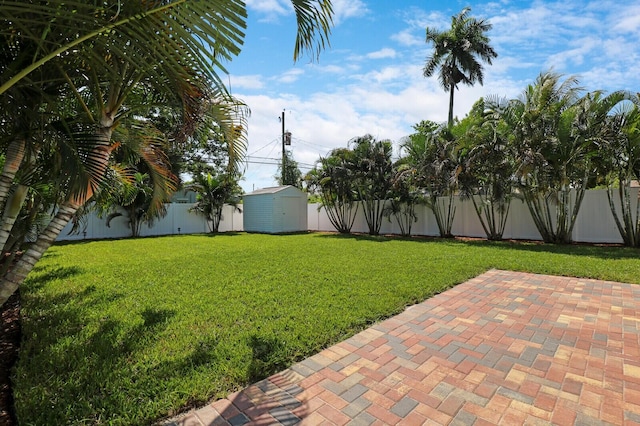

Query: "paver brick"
left=391, top=396, right=419, bottom=418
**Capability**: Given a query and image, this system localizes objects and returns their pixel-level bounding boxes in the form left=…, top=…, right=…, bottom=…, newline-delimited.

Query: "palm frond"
left=291, top=0, right=334, bottom=62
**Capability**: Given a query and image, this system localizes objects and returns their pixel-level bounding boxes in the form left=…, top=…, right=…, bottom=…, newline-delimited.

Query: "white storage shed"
left=243, top=186, right=308, bottom=233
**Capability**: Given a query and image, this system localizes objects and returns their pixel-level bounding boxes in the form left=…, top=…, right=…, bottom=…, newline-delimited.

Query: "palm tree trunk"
left=633, top=188, right=640, bottom=247
left=607, top=184, right=629, bottom=245
left=212, top=206, right=222, bottom=233
left=0, top=139, right=26, bottom=211
left=471, top=195, right=491, bottom=239
left=0, top=200, right=80, bottom=306
left=448, top=84, right=455, bottom=127
left=0, top=184, right=30, bottom=252
left=0, top=118, right=114, bottom=307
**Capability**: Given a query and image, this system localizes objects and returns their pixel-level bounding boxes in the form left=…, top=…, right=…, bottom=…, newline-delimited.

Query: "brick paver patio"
left=165, top=269, right=640, bottom=425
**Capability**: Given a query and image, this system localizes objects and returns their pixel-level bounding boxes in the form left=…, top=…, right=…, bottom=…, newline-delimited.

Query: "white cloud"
left=277, top=68, right=305, bottom=84
left=612, top=4, right=640, bottom=33
left=366, top=48, right=397, bottom=59
left=391, top=29, right=423, bottom=47
left=244, top=0, right=289, bottom=21
left=229, top=75, right=265, bottom=90
left=352, top=66, right=407, bottom=85
left=546, top=37, right=599, bottom=70
left=615, top=14, right=640, bottom=33
left=307, top=64, right=347, bottom=74
left=391, top=8, right=447, bottom=47
left=331, top=0, right=369, bottom=25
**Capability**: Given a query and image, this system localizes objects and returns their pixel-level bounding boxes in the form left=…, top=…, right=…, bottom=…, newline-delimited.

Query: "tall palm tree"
left=0, top=0, right=335, bottom=306
left=423, top=7, right=497, bottom=127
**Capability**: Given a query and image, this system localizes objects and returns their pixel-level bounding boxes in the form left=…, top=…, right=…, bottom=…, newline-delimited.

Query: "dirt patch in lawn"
left=0, top=291, right=20, bottom=426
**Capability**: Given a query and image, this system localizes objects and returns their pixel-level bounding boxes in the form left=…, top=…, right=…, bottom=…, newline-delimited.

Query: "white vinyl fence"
left=57, top=204, right=244, bottom=241
left=57, top=188, right=636, bottom=244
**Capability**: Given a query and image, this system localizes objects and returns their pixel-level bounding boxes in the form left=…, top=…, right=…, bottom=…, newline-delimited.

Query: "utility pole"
left=281, top=109, right=286, bottom=184
left=280, top=110, right=292, bottom=185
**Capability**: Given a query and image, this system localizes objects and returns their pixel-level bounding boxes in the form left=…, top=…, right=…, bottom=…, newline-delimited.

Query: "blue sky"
left=225, top=0, right=640, bottom=192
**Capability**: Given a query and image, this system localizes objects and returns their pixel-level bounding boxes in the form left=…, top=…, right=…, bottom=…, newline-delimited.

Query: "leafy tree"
left=457, top=98, right=515, bottom=240
left=186, top=172, right=242, bottom=233
left=351, top=135, right=394, bottom=235
left=276, top=151, right=304, bottom=188
left=0, top=0, right=334, bottom=306
left=424, top=7, right=497, bottom=127
left=305, top=148, right=358, bottom=233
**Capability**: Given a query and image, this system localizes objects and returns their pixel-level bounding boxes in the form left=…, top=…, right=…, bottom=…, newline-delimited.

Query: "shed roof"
left=244, top=185, right=297, bottom=196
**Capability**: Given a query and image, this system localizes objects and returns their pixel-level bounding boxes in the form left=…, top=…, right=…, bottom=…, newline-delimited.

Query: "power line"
left=247, top=138, right=280, bottom=156
left=292, top=137, right=333, bottom=154
left=248, top=155, right=281, bottom=161
left=246, top=160, right=280, bottom=165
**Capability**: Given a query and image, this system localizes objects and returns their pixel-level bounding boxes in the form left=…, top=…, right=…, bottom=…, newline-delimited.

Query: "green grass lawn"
left=14, top=232, right=640, bottom=425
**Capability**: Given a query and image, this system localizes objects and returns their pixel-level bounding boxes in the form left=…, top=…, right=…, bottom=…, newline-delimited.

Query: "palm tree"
left=97, top=125, right=179, bottom=238
left=103, top=173, right=161, bottom=238
left=385, top=162, right=423, bottom=237
left=351, top=135, right=394, bottom=235
left=276, top=151, right=304, bottom=188
left=0, top=0, right=335, bottom=306
left=423, top=7, right=497, bottom=127
left=402, top=121, right=460, bottom=238
left=0, top=1, right=333, bottom=96
left=505, top=71, right=627, bottom=244
left=457, top=97, right=515, bottom=240
left=595, top=93, right=640, bottom=246
left=305, top=148, right=359, bottom=234
left=186, top=172, right=242, bottom=233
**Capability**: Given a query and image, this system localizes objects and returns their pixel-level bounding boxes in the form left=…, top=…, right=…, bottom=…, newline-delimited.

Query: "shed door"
left=281, top=196, right=301, bottom=232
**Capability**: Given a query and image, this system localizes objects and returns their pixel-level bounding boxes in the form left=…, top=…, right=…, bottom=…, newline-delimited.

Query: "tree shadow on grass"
left=202, top=231, right=244, bottom=238
left=14, top=283, right=230, bottom=425
left=246, top=334, right=289, bottom=383
left=312, top=232, right=395, bottom=243
left=312, top=231, right=640, bottom=260
left=23, top=265, right=83, bottom=291
left=455, top=237, right=640, bottom=261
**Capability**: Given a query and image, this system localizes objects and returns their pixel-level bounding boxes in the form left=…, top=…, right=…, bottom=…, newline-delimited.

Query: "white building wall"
left=243, top=186, right=307, bottom=234
left=243, top=195, right=275, bottom=233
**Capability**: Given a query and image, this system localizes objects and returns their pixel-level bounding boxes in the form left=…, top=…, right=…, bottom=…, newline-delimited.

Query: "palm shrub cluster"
left=305, top=148, right=360, bottom=234
left=596, top=94, right=640, bottom=246
left=306, top=136, right=397, bottom=236
left=503, top=74, right=638, bottom=245
left=456, top=100, right=515, bottom=240
left=308, top=71, right=640, bottom=246
left=352, top=136, right=394, bottom=235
